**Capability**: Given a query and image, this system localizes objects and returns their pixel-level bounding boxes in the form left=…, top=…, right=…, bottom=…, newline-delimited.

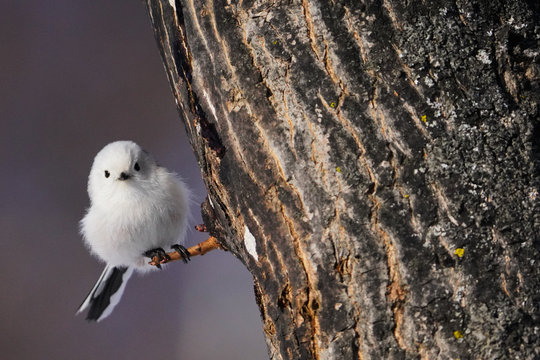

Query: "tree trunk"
left=145, top=0, right=540, bottom=358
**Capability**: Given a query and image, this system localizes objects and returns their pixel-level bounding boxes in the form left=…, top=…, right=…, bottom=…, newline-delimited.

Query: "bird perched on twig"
left=77, top=140, right=191, bottom=321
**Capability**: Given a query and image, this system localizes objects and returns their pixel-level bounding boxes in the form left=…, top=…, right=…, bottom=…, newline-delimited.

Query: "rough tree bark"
left=145, top=0, right=539, bottom=359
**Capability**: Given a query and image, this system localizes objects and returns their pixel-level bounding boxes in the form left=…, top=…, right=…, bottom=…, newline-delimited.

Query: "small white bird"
left=77, top=141, right=191, bottom=321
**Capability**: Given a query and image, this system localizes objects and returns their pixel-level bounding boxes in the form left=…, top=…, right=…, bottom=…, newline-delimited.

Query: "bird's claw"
left=144, top=248, right=170, bottom=269
left=171, top=244, right=191, bottom=264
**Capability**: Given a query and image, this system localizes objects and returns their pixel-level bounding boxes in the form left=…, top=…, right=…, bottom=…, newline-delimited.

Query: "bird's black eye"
left=104, top=170, right=110, bottom=178
left=134, top=162, right=140, bottom=171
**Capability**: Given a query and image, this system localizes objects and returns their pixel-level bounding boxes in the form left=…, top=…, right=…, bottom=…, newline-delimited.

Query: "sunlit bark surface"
left=146, top=1, right=539, bottom=358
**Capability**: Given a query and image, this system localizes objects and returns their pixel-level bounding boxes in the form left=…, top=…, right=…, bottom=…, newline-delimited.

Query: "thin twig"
left=148, top=236, right=222, bottom=266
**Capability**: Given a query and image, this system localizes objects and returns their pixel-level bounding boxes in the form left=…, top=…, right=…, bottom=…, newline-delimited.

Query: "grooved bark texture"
left=145, top=0, right=540, bottom=359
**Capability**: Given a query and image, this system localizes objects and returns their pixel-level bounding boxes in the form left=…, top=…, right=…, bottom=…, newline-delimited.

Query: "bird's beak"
left=118, top=172, right=131, bottom=181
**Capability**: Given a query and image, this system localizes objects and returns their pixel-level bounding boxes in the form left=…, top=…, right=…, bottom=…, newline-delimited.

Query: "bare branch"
left=148, top=236, right=222, bottom=267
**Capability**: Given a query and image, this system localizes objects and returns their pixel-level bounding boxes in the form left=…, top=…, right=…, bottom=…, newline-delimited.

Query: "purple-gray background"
left=0, top=1, right=266, bottom=359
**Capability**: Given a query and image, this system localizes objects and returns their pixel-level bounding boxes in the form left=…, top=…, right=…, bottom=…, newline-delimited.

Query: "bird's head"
left=87, top=141, right=156, bottom=204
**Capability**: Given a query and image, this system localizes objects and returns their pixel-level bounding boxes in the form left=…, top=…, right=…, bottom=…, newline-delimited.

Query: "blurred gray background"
left=0, top=1, right=266, bottom=359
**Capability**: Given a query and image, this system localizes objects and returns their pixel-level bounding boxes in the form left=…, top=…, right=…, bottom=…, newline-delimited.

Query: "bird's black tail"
left=76, top=265, right=133, bottom=322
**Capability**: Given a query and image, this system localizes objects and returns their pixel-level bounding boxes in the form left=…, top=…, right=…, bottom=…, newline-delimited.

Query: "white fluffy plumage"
left=77, top=140, right=191, bottom=321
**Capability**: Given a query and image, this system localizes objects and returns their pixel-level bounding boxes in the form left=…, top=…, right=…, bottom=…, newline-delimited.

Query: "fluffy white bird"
left=77, top=141, right=191, bottom=321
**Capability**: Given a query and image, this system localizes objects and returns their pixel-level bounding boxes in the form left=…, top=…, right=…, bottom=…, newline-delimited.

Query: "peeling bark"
left=145, top=0, right=540, bottom=359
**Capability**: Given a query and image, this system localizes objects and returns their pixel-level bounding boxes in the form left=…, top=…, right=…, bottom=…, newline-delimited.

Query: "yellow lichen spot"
left=454, top=330, right=463, bottom=339
left=454, top=248, right=465, bottom=258
left=272, top=40, right=278, bottom=45
left=330, top=102, right=337, bottom=108
left=404, top=194, right=409, bottom=198
left=336, top=167, right=342, bottom=173
left=421, top=115, right=427, bottom=123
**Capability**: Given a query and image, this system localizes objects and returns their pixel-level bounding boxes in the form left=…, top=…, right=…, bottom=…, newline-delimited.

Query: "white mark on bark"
left=244, top=225, right=259, bottom=261
left=203, top=89, right=219, bottom=123
left=168, top=0, right=175, bottom=11
left=476, top=49, right=491, bottom=65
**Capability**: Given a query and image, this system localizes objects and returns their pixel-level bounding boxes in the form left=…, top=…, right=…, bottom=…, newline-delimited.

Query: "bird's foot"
left=171, top=244, right=191, bottom=264
left=144, top=248, right=170, bottom=269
